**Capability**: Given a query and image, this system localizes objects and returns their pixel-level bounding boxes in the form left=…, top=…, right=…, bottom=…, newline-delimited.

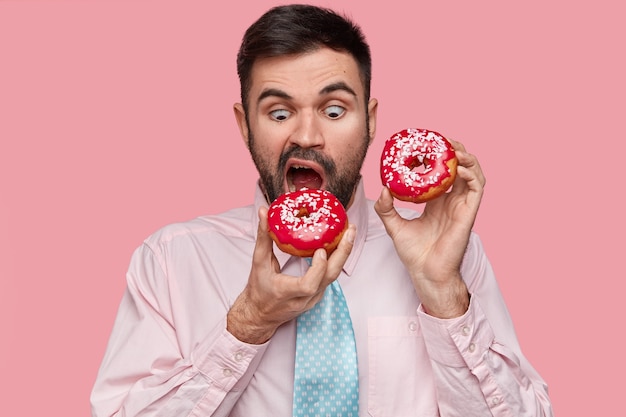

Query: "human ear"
left=367, top=98, right=378, bottom=145
left=233, top=102, right=250, bottom=147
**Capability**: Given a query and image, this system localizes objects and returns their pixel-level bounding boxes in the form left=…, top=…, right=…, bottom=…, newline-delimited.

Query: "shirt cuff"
left=417, top=295, right=495, bottom=369
left=192, top=324, right=269, bottom=392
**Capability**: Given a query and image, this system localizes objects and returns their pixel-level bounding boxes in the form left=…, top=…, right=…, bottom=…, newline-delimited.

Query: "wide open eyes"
left=270, top=108, right=291, bottom=121
left=269, top=104, right=345, bottom=122
left=323, top=105, right=345, bottom=119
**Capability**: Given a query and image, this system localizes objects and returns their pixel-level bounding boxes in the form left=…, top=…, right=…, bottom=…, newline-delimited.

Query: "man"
left=91, top=4, right=552, bottom=416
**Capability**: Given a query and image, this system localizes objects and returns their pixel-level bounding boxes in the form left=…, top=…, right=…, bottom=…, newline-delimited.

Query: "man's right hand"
left=226, top=206, right=356, bottom=344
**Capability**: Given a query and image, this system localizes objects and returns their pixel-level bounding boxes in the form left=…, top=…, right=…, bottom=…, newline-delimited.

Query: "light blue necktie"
left=293, top=257, right=359, bottom=417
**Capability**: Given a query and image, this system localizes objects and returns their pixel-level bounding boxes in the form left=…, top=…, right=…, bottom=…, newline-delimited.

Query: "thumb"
left=253, top=206, right=274, bottom=264
left=374, top=187, right=403, bottom=237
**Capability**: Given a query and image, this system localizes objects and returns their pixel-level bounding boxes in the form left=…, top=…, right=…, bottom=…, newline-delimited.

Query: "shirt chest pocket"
left=367, top=317, right=439, bottom=417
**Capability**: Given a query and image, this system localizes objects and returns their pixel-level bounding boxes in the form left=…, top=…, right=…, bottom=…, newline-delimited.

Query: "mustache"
left=278, top=146, right=337, bottom=176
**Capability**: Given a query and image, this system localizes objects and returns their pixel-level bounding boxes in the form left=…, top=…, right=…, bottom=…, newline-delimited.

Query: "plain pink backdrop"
left=1, top=0, right=624, bottom=415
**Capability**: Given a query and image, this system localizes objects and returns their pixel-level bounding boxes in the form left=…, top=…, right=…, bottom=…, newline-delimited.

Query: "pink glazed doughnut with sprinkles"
left=380, top=128, right=458, bottom=203
left=267, top=189, right=348, bottom=258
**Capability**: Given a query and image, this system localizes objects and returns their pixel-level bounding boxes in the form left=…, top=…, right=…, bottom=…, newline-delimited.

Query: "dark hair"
left=236, top=4, right=372, bottom=111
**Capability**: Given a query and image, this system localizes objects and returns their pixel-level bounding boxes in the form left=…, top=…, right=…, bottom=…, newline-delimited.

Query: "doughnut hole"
left=405, top=155, right=429, bottom=174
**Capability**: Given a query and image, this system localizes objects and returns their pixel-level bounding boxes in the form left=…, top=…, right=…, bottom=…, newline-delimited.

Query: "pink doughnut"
left=380, top=128, right=457, bottom=203
left=267, top=189, right=348, bottom=257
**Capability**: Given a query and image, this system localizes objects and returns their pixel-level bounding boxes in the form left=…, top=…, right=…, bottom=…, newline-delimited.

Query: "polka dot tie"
left=293, top=258, right=359, bottom=417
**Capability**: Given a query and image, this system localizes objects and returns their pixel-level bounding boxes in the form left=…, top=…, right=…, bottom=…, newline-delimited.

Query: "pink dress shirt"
left=91, top=180, right=553, bottom=416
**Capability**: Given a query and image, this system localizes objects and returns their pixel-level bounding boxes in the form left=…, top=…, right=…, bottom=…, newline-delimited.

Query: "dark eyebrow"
left=319, top=82, right=357, bottom=97
left=257, top=82, right=357, bottom=106
left=258, top=88, right=292, bottom=104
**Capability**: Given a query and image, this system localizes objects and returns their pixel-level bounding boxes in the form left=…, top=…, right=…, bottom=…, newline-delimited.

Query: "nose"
left=289, top=111, right=324, bottom=149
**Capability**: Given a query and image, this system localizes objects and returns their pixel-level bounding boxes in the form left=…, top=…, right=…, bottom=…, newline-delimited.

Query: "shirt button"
left=234, top=351, right=244, bottom=361
left=222, top=368, right=232, bottom=377
left=408, top=321, right=417, bottom=331
left=491, top=396, right=501, bottom=406
left=461, top=326, right=471, bottom=336
left=468, top=343, right=476, bottom=353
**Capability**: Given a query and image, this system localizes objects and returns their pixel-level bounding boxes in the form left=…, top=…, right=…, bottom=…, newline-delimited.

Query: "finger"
left=449, top=139, right=485, bottom=186
left=455, top=148, right=486, bottom=197
left=252, top=206, right=278, bottom=270
left=446, top=140, right=486, bottom=201
left=448, top=147, right=485, bottom=215
left=448, top=138, right=466, bottom=153
left=290, top=248, right=329, bottom=304
left=455, top=165, right=484, bottom=211
left=374, top=187, right=403, bottom=238
left=323, top=223, right=356, bottom=284
left=299, top=223, right=356, bottom=303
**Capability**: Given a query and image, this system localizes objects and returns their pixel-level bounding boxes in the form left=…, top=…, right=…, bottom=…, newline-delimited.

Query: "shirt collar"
left=252, top=179, right=368, bottom=276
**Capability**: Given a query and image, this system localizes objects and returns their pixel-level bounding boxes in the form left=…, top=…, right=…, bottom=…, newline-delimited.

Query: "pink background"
left=1, top=0, right=624, bottom=415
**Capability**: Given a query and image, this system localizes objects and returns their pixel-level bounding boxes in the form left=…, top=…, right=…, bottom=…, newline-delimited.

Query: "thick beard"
left=247, top=128, right=369, bottom=208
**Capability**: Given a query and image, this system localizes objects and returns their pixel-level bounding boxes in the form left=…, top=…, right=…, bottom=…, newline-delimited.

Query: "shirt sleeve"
left=90, top=244, right=267, bottom=417
left=416, top=233, right=553, bottom=417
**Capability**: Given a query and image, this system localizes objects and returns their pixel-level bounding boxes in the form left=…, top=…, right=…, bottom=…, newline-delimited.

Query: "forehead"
left=248, top=48, right=364, bottom=102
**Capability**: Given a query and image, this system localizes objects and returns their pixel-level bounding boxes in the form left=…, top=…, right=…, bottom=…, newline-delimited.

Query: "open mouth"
left=286, top=165, right=324, bottom=192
